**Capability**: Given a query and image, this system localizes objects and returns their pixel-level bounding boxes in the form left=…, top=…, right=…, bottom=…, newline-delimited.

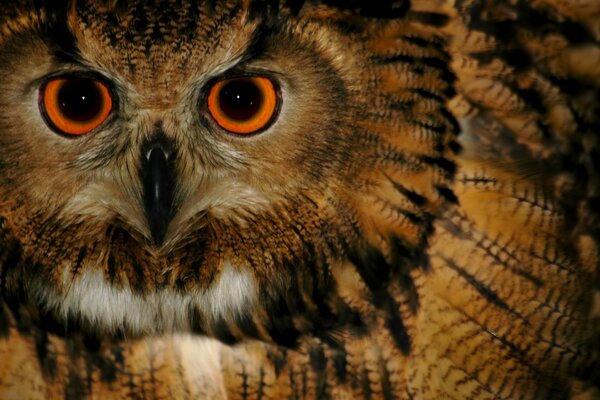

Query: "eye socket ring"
left=39, top=76, right=113, bottom=136
left=206, top=76, right=279, bottom=135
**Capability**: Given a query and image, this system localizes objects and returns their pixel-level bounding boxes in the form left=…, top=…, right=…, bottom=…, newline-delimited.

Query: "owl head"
left=0, top=0, right=457, bottom=346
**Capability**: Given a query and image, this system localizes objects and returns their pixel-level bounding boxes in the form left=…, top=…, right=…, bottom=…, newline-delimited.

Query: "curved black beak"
left=141, top=139, right=175, bottom=245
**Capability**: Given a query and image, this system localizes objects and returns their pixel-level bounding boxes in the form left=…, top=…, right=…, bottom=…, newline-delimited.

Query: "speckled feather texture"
left=0, top=0, right=599, bottom=398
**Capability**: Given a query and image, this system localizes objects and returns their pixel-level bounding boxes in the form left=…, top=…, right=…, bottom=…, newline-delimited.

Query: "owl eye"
left=207, top=76, right=279, bottom=135
left=40, top=77, right=113, bottom=136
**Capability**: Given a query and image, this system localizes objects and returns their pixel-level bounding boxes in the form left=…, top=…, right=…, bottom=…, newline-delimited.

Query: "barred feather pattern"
left=0, top=0, right=599, bottom=399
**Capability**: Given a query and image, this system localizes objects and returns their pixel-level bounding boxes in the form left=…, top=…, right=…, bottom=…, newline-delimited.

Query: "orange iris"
left=41, top=77, right=113, bottom=136
left=207, top=76, right=278, bottom=135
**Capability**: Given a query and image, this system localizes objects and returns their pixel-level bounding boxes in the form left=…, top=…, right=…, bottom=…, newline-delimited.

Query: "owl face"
left=0, top=1, right=455, bottom=345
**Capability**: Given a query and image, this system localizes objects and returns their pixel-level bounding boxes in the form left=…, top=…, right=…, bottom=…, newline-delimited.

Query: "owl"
left=0, top=0, right=599, bottom=398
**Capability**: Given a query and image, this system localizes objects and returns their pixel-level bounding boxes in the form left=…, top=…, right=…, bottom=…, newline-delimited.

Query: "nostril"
left=145, top=143, right=173, bottom=162
left=143, top=121, right=175, bottom=161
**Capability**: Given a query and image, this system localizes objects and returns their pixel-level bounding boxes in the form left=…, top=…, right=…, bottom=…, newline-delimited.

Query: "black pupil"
left=218, top=79, right=263, bottom=121
left=57, top=79, right=104, bottom=122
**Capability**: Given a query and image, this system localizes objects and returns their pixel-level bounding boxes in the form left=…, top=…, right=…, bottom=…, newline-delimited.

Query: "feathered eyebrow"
left=42, top=4, right=85, bottom=66
left=47, top=28, right=83, bottom=66
left=237, top=18, right=281, bottom=65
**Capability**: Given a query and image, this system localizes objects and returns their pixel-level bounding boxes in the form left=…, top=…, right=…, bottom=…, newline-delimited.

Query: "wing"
left=410, top=0, right=600, bottom=397
left=441, top=0, right=600, bottom=235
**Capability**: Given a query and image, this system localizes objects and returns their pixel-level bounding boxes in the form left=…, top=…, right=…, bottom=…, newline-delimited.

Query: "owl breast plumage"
left=0, top=0, right=599, bottom=398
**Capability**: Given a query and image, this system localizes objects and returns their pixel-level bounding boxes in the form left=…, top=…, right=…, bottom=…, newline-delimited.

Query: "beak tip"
left=149, top=218, right=168, bottom=246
